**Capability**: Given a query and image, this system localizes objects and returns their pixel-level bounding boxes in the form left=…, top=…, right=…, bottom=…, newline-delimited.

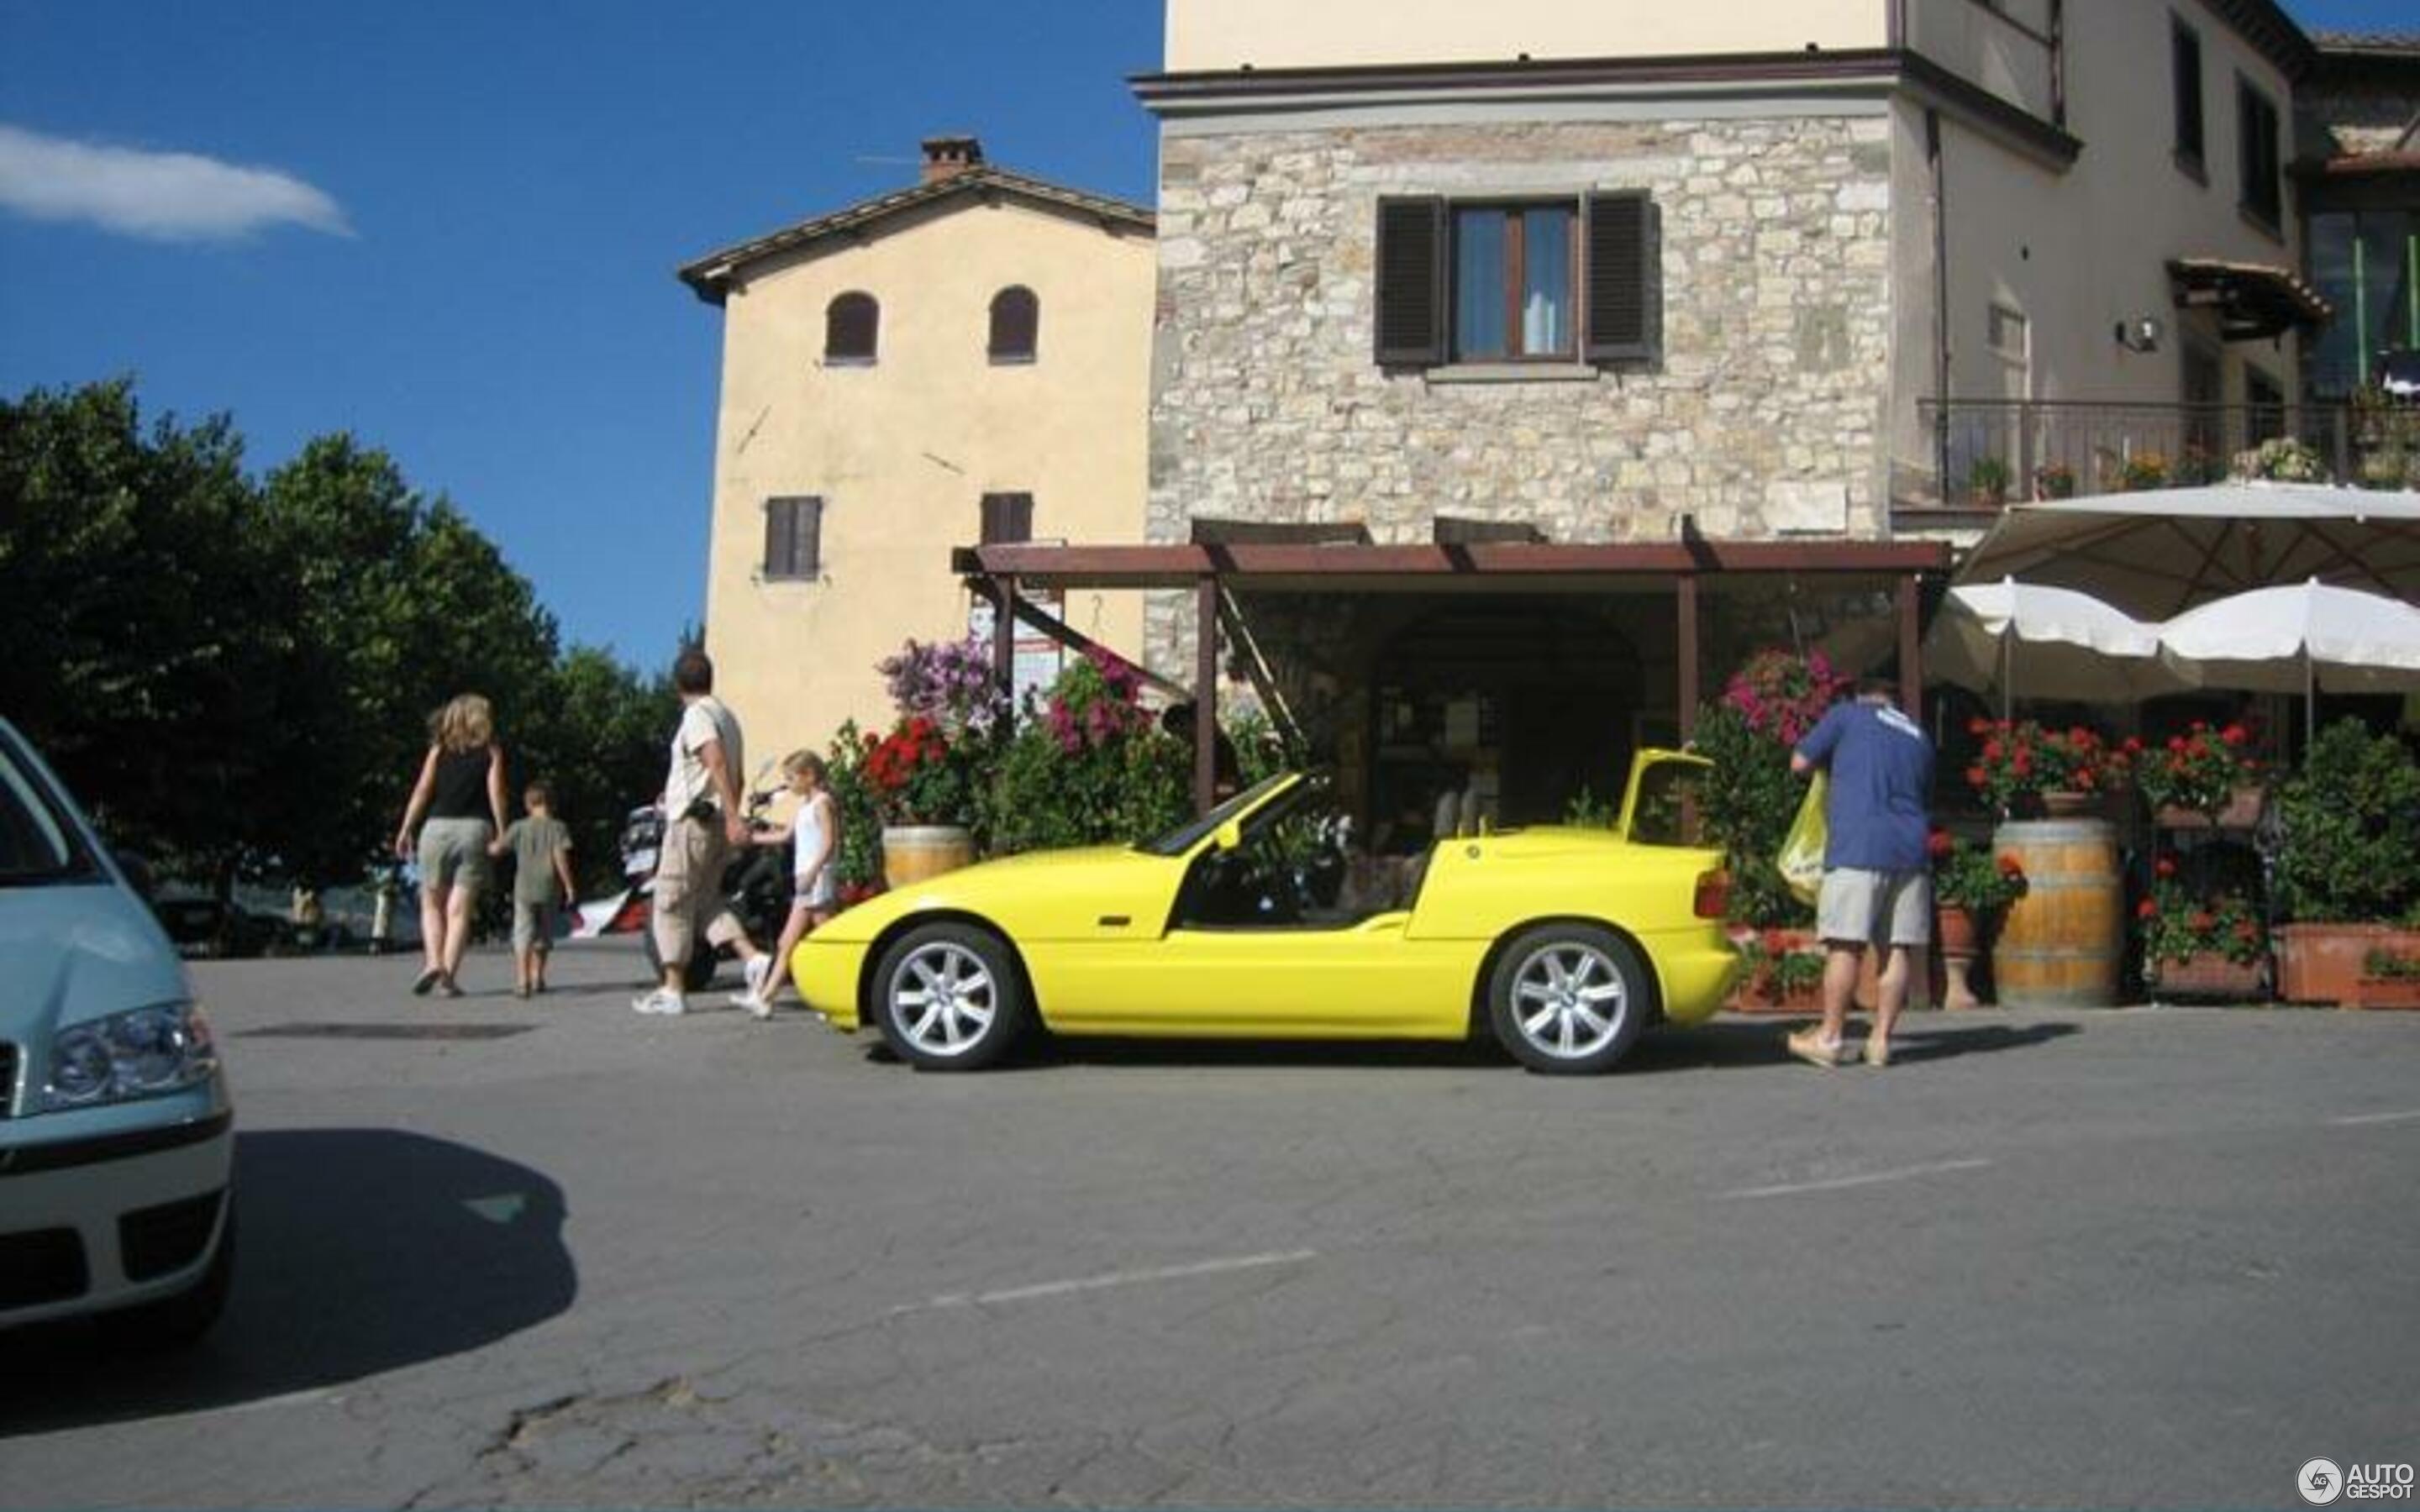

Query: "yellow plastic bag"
left=1776, top=771, right=1828, bottom=904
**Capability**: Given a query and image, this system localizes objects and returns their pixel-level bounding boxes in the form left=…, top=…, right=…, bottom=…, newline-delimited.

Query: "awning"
left=2168, top=257, right=2334, bottom=341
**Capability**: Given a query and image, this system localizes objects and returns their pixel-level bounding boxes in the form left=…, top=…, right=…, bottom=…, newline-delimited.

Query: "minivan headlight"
left=40, top=1002, right=218, bottom=1111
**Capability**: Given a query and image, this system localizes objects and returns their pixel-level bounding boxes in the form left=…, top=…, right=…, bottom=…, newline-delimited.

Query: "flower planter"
left=2148, top=950, right=2266, bottom=1000
left=2275, top=923, right=2420, bottom=1006
left=2348, top=976, right=2420, bottom=1011
left=880, top=824, right=976, bottom=890
left=2152, top=786, right=2265, bottom=831
left=1935, top=905, right=1983, bottom=1010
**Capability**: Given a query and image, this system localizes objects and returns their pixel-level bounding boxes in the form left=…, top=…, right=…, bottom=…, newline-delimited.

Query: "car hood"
left=0, top=880, right=192, bottom=1039
left=818, top=845, right=1168, bottom=942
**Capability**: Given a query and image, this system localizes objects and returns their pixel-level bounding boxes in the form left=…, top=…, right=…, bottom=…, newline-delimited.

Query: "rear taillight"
left=1693, top=868, right=1729, bottom=920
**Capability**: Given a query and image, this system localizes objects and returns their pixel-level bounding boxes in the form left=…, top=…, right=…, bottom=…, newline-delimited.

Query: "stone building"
left=983, top=0, right=2333, bottom=823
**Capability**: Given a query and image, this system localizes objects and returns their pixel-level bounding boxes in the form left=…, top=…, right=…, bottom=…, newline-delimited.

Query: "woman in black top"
left=394, top=692, right=508, bottom=995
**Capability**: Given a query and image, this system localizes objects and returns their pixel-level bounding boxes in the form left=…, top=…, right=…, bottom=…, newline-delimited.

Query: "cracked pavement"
left=4, top=941, right=2417, bottom=1507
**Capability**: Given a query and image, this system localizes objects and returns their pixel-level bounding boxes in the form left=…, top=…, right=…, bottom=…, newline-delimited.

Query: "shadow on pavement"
left=0, top=1127, right=576, bottom=1435
left=1633, top=1016, right=2085, bottom=1072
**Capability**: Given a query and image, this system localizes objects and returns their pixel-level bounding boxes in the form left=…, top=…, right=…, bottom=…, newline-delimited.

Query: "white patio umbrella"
left=1955, top=484, right=2420, bottom=621
left=2155, top=578, right=2420, bottom=743
left=1925, top=577, right=2188, bottom=719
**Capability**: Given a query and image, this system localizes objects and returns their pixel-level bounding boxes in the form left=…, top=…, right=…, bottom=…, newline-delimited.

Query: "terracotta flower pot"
left=2276, top=923, right=2420, bottom=1006
left=2149, top=949, right=2266, bottom=1000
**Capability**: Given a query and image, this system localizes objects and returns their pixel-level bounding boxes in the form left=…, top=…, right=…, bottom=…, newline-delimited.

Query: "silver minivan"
left=0, top=717, right=235, bottom=1344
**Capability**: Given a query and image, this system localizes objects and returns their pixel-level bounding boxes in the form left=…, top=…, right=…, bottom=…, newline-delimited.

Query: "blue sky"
left=0, top=1, right=2407, bottom=669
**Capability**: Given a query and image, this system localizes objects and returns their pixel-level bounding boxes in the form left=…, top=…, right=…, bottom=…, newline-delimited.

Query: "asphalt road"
left=5, top=939, right=2417, bottom=1509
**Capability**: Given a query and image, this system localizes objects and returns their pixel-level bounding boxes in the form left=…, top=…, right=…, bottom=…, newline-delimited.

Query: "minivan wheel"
left=1486, top=924, right=1651, bottom=1075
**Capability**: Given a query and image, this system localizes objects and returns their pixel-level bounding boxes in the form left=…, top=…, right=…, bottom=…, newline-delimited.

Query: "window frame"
left=823, top=292, right=880, bottom=365
left=761, top=495, right=823, bottom=582
left=2234, top=74, right=2282, bottom=235
left=988, top=286, right=1039, bottom=365
left=2170, top=15, right=2205, bottom=181
left=1373, top=191, right=1654, bottom=372
left=1449, top=200, right=1581, bottom=364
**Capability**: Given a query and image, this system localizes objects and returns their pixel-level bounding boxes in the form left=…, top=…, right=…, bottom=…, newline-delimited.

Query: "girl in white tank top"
left=737, top=750, right=844, bottom=1017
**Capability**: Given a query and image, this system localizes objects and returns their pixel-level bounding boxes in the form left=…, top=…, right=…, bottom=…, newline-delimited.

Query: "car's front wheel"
left=871, top=923, right=1028, bottom=1071
left=1486, top=923, right=1651, bottom=1074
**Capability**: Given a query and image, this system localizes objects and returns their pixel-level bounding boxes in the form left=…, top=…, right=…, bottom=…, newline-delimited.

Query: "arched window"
left=825, top=292, right=879, bottom=365
left=988, top=286, right=1039, bottom=364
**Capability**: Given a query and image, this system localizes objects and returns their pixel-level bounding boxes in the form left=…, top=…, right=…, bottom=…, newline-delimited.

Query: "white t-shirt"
left=664, top=696, right=743, bottom=822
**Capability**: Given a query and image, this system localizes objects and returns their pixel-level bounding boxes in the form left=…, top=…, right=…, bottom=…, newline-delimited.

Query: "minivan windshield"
left=0, top=730, right=93, bottom=886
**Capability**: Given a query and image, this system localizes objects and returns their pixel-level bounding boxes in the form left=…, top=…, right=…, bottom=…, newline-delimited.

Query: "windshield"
left=0, top=728, right=96, bottom=887
left=1137, top=773, right=1295, bottom=857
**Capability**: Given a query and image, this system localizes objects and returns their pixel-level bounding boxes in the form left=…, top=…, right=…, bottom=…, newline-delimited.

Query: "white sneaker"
left=632, top=990, right=687, bottom=1016
left=743, top=953, right=772, bottom=1000
left=734, top=992, right=773, bottom=1021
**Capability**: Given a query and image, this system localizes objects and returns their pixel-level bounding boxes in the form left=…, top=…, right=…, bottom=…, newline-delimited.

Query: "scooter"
left=629, top=770, right=792, bottom=993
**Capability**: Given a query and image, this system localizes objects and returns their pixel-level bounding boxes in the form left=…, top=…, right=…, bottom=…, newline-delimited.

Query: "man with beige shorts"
left=1785, top=679, right=1935, bottom=1068
left=633, top=648, right=771, bottom=1016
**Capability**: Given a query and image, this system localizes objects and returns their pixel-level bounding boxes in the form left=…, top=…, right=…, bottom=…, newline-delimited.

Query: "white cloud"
left=0, top=123, right=352, bottom=242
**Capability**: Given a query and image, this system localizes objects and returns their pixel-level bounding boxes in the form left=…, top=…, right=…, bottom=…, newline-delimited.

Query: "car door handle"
left=1098, top=914, right=1132, bottom=927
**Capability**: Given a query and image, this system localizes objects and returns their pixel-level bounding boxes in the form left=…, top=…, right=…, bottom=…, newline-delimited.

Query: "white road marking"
left=1718, top=1158, right=1992, bottom=1201
left=892, top=1249, right=1318, bottom=1315
left=2331, top=1109, right=2420, bottom=1126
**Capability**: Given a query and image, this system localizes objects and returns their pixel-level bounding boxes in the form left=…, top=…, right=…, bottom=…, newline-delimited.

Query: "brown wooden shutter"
left=980, top=491, right=1034, bottom=544
left=1374, top=197, right=1446, bottom=367
left=1585, top=191, right=1653, bottom=365
left=763, top=498, right=795, bottom=578
left=826, top=294, right=878, bottom=362
left=988, top=287, right=1039, bottom=362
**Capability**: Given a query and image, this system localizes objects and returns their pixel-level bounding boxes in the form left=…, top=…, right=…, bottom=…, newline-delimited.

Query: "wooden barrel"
left=881, top=825, right=976, bottom=890
left=1991, top=817, right=2123, bottom=1008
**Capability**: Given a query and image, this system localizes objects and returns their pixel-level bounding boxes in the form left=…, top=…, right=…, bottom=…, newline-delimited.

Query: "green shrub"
left=2275, top=719, right=2420, bottom=922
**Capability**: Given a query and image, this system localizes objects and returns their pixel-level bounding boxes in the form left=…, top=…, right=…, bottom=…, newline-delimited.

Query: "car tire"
left=871, top=922, right=1028, bottom=1071
left=641, top=927, right=718, bottom=994
left=1486, top=923, right=1652, bottom=1075
left=99, top=1205, right=235, bottom=1352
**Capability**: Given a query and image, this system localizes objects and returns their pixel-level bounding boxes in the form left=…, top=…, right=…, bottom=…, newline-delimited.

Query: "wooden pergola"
left=954, top=537, right=1954, bottom=814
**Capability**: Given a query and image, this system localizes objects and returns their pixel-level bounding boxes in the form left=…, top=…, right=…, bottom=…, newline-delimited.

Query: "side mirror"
left=1213, top=820, right=1244, bottom=853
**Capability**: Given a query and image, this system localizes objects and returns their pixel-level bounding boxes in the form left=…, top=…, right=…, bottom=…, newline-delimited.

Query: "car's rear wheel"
left=871, top=923, right=1027, bottom=1071
left=1487, top=923, right=1651, bottom=1074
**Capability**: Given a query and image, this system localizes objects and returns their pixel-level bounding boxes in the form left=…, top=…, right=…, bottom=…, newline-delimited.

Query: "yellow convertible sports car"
left=792, top=752, right=1740, bottom=1074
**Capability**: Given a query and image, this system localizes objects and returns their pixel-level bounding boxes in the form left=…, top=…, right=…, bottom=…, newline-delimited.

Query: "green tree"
left=515, top=647, right=678, bottom=892
left=0, top=379, right=287, bottom=885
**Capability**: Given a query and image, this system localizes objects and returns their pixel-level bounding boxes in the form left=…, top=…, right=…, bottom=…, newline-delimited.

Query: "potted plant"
left=2233, top=436, right=2327, bottom=483
left=2116, top=450, right=2170, bottom=491
left=2139, top=855, right=2267, bottom=998
left=2135, top=720, right=2264, bottom=829
left=2351, top=942, right=2420, bottom=1010
left=1929, top=829, right=2028, bottom=1009
left=1728, top=928, right=1828, bottom=1012
left=822, top=719, right=889, bottom=906
left=2033, top=461, right=2077, bottom=501
left=1964, top=718, right=2135, bottom=819
left=981, top=648, right=1192, bottom=857
left=1967, top=718, right=2133, bottom=1008
left=1969, top=454, right=2012, bottom=507
left=2273, top=719, right=2420, bottom=1004
left=865, top=635, right=1006, bottom=888
left=1695, top=648, right=1844, bottom=934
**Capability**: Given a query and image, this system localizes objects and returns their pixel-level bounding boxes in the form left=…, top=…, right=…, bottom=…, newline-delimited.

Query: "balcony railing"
left=1903, top=398, right=2420, bottom=511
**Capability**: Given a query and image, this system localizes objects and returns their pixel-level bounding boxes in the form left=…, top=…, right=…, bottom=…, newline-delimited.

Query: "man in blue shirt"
left=1786, top=679, right=1935, bottom=1068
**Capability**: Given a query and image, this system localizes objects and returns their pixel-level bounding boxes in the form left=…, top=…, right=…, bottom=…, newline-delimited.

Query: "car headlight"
left=39, top=1002, right=218, bottom=1111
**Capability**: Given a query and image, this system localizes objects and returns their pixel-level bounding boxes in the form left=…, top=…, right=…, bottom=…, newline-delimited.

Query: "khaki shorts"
left=650, top=816, right=744, bottom=970
left=1817, top=867, right=1932, bottom=950
left=418, top=817, right=492, bottom=891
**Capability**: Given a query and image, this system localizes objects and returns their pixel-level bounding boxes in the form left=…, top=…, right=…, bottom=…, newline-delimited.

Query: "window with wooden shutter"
left=989, top=286, right=1039, bottom=363
left=825, top=293, right=879, bottom=364
left=979, top=491, right=1034, bottom=544
left=1374, top=197, right=1446, bottom=367
left=2235, top=76, right=2281, bottom=231
left=2170, top=19, right=2204, bottom=177
left=1584, top=191, right=1653, bottom=365
left=763, top=496, right=823, bottom=580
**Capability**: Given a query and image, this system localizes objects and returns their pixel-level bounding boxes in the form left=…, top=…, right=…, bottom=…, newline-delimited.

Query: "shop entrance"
left=1366, top=601, right=1647, bottom=840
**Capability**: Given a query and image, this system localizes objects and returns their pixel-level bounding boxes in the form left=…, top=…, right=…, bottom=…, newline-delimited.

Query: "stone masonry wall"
left=1145, top=116, right=1894, bottom=672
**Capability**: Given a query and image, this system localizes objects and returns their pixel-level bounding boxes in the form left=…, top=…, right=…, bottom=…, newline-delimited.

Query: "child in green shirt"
left=491, top=782, right=577, bottom=998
